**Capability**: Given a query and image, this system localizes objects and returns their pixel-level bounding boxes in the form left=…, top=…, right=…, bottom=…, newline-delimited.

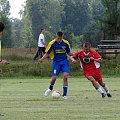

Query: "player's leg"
left=33, top=47, right=41, bottom=60
left=62, top=72, right=69, bottom=99
left=95, top=69, right=112, bottom=97
left=87, top=76, right=106, bottom=98
left=41, top=47, right=46, bottom=58
left=98, top=80, right=112, bottom=97
left=61, top=60, right=69, bottom=98
left=42, top=47, right=46, bottom=54
left=44, top=61, right=60, bottom=96
left=44, top=76, right=57, bottom=96
left=39, top=47, right=43, bottom=58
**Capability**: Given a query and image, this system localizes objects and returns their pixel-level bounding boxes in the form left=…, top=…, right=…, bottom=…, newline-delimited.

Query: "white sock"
left=96, top=87, right=104, bottom=94
left=103, top=85, right=109, bottom=93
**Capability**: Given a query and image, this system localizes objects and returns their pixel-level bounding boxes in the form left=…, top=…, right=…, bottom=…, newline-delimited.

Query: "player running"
left=40, top=31, right=74, bottom=99
left=33, top=28, right=46, bottom=61
left=71, top=42, right=112, bottom=98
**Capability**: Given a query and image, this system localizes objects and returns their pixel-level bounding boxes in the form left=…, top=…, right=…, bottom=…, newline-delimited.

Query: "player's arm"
left=68, top=52, right=77, bottom=63
left=70, top=56, right=76, bottom=63
left=0, top=59, right=9, bottom=65
left=65, top=40, right=78, bottom=62
left=90, top=57, right=102, bottom=63
left=90, top=51, right=102, bottom=63
left=39, top=53, right=49, bottom=62
left=40, top=41, right=54, bottom=62
left=67, top=52, right=74, bottom=56
left=66, top=45, right=76, bottom=62
left=65, top=41, right=75, bottom=57
left=69, top=52, right=79, bottom=63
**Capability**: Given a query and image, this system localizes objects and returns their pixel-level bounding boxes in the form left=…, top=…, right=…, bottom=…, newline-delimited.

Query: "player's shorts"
left=84, top=69, right=102, bottom=82
left=52, top=59, right=69, bottom=76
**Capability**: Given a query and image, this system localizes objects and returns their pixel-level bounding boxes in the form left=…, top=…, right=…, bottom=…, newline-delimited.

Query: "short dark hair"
left=40, top=28, right=45, bottom=32
left=0, top=22, right=5, bottom=32
left=57, top=31, right=63, bottom=37
left=83, top=42, right=91, bottom=48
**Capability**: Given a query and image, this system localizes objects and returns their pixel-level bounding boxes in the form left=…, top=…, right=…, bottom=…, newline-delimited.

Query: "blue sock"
left=49, top=83, right=54, bottom=90
left=63, top=86, right=68, bottom=96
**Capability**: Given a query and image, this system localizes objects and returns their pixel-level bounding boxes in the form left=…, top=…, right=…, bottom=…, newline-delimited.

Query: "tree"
left=0, top=0, right=10, bottom=16
left=61, top=0, right=90, bottom=35
left=43, top=0, right=64, bottom=33
left=83, top=21, right=103, bottom=47
left=11, top=18, right=23, bottom=48
left=20, top=11, right=34, bottom=48
left=25, top=0, right=45, bottom=41
left=82, top=0, right=120, bottom=47
left=82, top=0, right=104, bottom=47
left=24, top=0, right=63, bottom=39
left=98, top=0, right=120, bottom=39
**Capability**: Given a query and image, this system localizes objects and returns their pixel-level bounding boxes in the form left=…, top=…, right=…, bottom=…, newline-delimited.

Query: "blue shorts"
left=52, top=59, right=69, bottom=76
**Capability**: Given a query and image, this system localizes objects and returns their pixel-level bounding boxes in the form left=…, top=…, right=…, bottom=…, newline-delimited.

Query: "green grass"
left=0, top=77, right=120, bottom=120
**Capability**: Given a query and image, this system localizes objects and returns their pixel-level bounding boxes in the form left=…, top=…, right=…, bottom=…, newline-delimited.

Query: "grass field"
left=0, top=77, right=120, bottom=120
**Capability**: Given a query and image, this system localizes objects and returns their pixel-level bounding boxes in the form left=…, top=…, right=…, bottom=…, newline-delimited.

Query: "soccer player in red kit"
left=71, top=42, right=112, bottom=98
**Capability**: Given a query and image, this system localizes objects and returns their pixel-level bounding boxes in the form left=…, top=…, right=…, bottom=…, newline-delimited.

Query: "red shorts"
left=84, top=69, right=102, bottom=82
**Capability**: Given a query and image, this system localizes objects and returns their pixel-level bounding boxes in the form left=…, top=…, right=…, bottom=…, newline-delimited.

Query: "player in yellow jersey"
left=40, top=31, right=74, bottom=99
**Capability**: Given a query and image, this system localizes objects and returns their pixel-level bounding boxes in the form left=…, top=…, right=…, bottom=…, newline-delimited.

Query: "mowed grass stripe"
left=0, top=78, right=120, bottom=120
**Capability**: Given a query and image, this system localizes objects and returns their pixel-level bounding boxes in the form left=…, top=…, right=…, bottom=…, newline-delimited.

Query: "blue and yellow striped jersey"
left=45, top=39, right=70, bottom=61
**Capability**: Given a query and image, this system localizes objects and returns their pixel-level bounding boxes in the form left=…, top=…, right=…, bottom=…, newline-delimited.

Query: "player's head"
left=40, top=28, right=45, bottom=34
left=56, top=31, right=63, bottom=43
left=83, top=42, right=91, bottom=53
left=0, top=22, right=5, bottom=36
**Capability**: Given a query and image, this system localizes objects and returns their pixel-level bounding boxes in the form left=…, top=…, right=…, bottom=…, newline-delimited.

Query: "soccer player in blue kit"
left=40, top=31, right=74, bottom=99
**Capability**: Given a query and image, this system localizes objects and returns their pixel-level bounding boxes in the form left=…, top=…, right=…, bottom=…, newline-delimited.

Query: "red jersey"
left=74, top=49, right=101, bottom=71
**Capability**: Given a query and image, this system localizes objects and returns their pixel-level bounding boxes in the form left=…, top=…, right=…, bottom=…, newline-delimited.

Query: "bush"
left=0, top=58, right=120, bottom=78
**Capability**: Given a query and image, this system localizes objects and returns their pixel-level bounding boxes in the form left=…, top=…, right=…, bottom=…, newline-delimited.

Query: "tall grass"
left=0, top=58, right=120, bottom=78
left=0, top=48, right=120, bottom=78
left=2, top=48, right=36, bottom=60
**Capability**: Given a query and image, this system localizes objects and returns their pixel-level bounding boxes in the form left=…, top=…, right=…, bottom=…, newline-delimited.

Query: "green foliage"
left=0, top=0, right=10, bottom=16
left=23, top=0, right=63, bottom=41
left=81, top=0, right=104, bottom=47
left=71, top=33, right=83, bottom=48
left=45, top=31, right=53, bottom=44
left=24, top=0, right=43, bottom=40
left=7, top=0, right=120, bottom=48
left=83, top=21, right=103, bottom=47
left=0, top=58, right=120, bottom=78
left=63, top=24, right=73, bottom=46
left=0, top=60, right=51, bottom=78
left=11, top=19, right=23, bottom=48
left=96, top=0, right=120, bottom=39
left=21, top=15, right=34, bottom=48
left=43, top=0, right=64, bottom=33
left=62, top=0, right=90, bottom=35
left=101, top=58, right=120, bottom=77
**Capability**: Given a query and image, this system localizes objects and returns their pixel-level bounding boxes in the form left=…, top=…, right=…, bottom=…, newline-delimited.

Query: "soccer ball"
left=52, top=91, right=61, bottom=99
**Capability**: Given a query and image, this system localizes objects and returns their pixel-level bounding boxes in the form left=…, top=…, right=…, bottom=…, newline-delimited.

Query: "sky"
left=8, top=0, right=26, bottom=19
